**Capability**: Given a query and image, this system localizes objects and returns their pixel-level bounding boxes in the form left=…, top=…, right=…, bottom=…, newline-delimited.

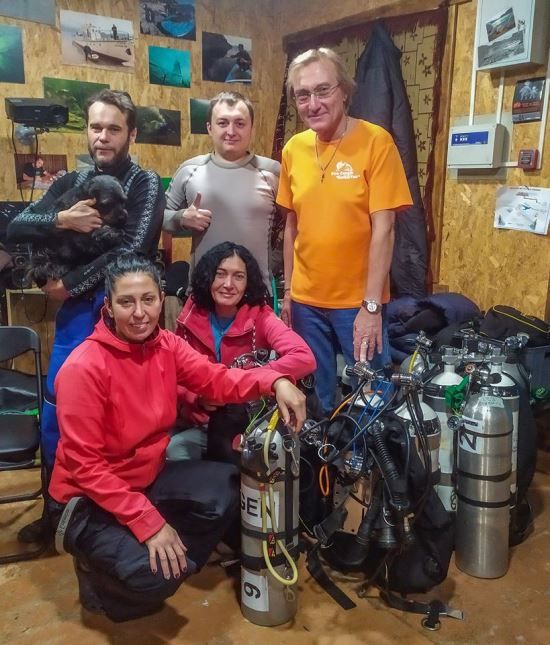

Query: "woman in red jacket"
left=48, top=252, right=305, bottom=622
left=169, top=241, right=316, bottom=463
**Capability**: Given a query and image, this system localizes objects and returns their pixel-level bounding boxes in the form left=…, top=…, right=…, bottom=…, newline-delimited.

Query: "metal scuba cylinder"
left=240, top=410, right=300, bottom=626
left=399, top=330, right=433, bottom=377
left=455, top=373, right=513, bottom=578
left=394, top=399, right=441, bottom=485
left=489, top=348, right=520, bottom=516
left=423, top=348, right=463, bottom=511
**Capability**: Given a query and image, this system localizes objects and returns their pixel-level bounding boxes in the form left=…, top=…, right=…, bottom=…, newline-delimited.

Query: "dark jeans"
left=291, top=301, right=391, bottom=414
left=50, top=460, right=239, bottom=621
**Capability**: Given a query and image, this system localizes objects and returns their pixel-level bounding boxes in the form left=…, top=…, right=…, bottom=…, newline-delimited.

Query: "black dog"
left=31, top=175, right=128, bottom=287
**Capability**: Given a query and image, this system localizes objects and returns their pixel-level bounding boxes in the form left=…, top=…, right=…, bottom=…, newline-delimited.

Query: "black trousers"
left=50, top=460, right=239, bottom=621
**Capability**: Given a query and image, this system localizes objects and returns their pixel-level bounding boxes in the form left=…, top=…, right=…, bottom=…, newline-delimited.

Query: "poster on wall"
left=0, top=24, right=25, bottom=84
left=202, top=32, right=252, bottom=83
left=494, top=186, right=550, bottom=235
left=149, top=46, right=191, bottom=88
left=139, top=0, right=196, bottom=41
left=0, top=0, right=55, bottom=26
left=512, top=77, right=545, bottom=123
left=135, top=107, right=181, bottom=146
left=14, top=153, right=68, bottom=191
left=43, top=78, right=110, bottom=133
left=60, top=10, right=135, bottom=72
left=189, top=98, right=209, bottom=134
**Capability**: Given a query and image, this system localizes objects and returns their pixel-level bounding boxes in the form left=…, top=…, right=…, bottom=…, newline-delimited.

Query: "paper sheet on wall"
left=494, top=186, right=550, bottom=235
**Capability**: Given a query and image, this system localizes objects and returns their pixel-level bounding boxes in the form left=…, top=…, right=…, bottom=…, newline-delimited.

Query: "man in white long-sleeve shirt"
left=163, top=91, right=279, bottom=293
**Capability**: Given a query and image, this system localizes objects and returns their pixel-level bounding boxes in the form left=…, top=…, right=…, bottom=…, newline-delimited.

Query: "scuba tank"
left=399, top=330, right=433, bottom=377
left=423, top=348, right=463, bottom=511
left=489, top=348, right=520, bottom=521
left=240, top=410, right=300, bottom=626
left=455, top=369, right=513, bottom=578
left=394, top=399, right=441, bottom=486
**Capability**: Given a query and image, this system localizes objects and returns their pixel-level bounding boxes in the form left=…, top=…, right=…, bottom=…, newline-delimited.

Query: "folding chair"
left=0, top=325, right=48, bottom=564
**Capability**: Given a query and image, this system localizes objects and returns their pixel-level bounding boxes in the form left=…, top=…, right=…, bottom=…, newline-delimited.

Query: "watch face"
left=366, top=301, right=378, bottom=313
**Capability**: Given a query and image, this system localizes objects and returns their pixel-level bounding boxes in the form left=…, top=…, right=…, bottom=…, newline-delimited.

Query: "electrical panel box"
left=447, top=124, right=506, bottom=169
left=475, top=0, right=550, bottom=71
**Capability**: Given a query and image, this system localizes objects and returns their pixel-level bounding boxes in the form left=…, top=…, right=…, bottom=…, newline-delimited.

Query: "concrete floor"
left=1, top=465, right=550, bottom=645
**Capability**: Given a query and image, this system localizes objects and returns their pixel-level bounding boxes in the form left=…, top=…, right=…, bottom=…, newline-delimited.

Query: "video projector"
left=5, top=98, right=68, bottom=127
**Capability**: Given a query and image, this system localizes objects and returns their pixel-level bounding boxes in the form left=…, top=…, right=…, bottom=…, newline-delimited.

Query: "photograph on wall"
left=512, top=77, right=545, bottom=123
left=60, top=10, right=135, bottom=72
left=476, top=2, right=532, bottom=70
left=0, top=24, right=25, bottom=84
left=43, top=78, right=110, bottom=133
left=494, top=185, right=550, bottom=235
left=189, top=98, right=209, bottom=134
left=0, top=0, right=55, bottom=26
left=139, top=0, right=196, bottom=40
left=149, top=46, right=191, bottom=88
left=14, top=153, right=68, bottom=191
left=135, top=106, right=181, bottom=146
left=202, top=32, right=252, bottom=83
left=485, top=7, right=516, bottom=42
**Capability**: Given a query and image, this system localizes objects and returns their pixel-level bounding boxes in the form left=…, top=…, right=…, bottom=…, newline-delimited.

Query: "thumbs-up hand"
left=179, top=192, right=212, bottom=232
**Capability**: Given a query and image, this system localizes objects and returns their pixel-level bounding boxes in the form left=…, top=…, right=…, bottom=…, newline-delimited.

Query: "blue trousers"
left=42, top=290, right=104, bottom=466
left=291, top=302, right=390, bottom=415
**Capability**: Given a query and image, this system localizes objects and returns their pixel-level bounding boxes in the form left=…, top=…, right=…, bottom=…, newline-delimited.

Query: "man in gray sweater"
left=163, top=91, right=279, bottom=293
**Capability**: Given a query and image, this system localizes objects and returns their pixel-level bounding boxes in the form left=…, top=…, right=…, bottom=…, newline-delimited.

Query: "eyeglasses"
left=293, top=83, right=340, bottom=105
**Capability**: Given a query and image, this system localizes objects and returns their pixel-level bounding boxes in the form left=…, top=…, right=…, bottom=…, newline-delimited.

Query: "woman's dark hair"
left=191, top=242, right=268, bottom=312
left=104, top=253, right=162, bottom=300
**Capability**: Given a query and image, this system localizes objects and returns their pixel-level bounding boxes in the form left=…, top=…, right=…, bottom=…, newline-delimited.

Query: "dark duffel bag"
left=479, top=305, right=550, bottom=347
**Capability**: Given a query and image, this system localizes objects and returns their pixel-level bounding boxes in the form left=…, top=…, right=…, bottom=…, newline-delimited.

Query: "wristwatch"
left=361, top=299, right=382, bottom=314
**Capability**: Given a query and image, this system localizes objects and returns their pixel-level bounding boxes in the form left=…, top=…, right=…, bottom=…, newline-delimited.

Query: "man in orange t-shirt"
left=277, top=47, right=412, bottom=413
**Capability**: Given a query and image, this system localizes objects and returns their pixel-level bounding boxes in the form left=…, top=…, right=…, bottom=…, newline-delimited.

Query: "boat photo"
left=72, top=23, right=135, bottom=67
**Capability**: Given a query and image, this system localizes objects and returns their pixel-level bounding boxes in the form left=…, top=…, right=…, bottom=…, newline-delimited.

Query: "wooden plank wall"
left=0, top=0, right=286, bottom=262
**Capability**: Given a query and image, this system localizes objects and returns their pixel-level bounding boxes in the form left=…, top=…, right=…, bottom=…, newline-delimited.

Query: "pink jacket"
left=175, top=299, right=316, bottom=424
left=50, top=315, right=291, bottom=543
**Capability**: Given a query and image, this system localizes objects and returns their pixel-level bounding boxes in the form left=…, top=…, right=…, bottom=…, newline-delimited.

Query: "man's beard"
left=88, top=139, right=131, bottom=171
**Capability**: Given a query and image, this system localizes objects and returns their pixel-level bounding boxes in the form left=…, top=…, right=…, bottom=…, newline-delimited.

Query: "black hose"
left=356, top=478, right=383, bottom=548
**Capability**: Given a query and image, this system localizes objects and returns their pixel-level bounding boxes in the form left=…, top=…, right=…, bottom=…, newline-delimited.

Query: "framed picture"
left=139, top=1, right=196, bottom=41
left=135, top=107, right=181, bottom=146
left=512, top=77, right=545, bottom=123
left=60, top=10, right=135, bottom=72
left=475, top=0, right=549, bottom=71
left=202, top=32, right=252, bottom=83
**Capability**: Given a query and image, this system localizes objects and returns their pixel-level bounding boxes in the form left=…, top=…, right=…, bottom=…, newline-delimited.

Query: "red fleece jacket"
left=175, top=299, right=316, bottom=424
left=49, top=316, right=290, bottom=543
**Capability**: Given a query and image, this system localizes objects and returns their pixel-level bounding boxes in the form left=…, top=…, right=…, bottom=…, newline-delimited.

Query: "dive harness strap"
left=379, top=590, right=464, bottom=629
left=306, top=543, right=357, bottom=610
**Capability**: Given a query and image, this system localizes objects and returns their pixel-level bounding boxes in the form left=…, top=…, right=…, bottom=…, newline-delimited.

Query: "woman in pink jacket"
left=48, top=253, right=306, bottom=621
left=169, top=241, right=316, bottom=463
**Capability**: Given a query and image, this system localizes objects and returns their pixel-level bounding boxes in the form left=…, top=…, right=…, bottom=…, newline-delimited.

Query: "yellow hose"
left=259, top=409, right=298, bottom=586
left=408, top=349, right=419, bottom=373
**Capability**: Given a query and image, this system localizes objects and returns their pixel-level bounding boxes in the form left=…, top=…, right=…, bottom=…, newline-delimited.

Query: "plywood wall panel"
left=440, top=1, right=550, bottom=317
left=0, top=0, right=285, bottom=208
